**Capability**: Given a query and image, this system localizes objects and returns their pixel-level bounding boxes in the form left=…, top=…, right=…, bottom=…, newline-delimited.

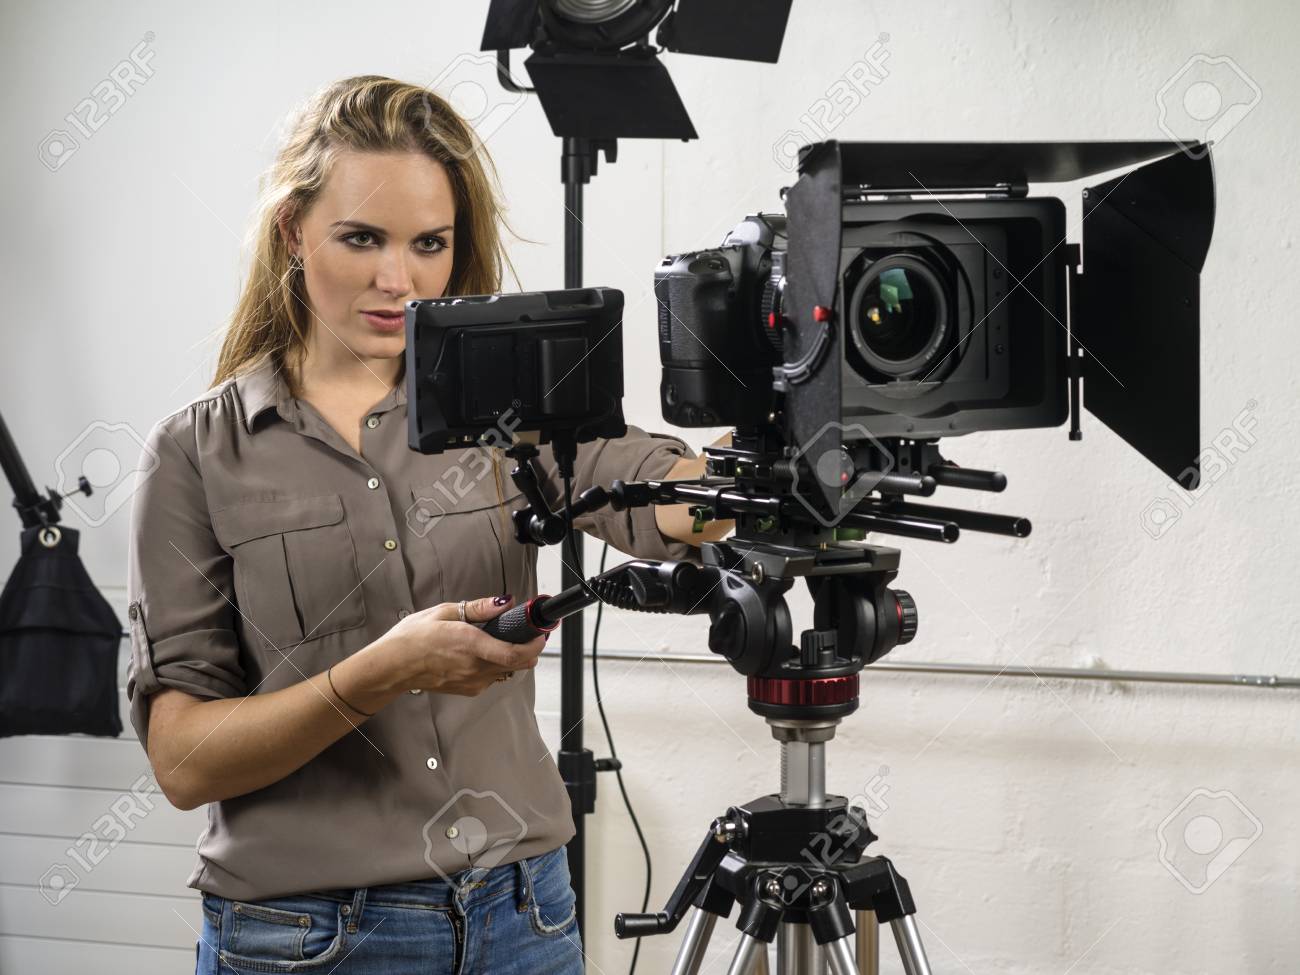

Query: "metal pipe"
left=825, top=935, right=860, bottom=975
left=669, top=907, right=717, bottom=975
left=727, top=934, right=768, bottom=975
left=777, top=924, right=824, bottom=975
left=855, top=910, right=879, bottom=975
left=779, top=740, right=827, bottom=807
left=552, top=648, right=1300, bottom=690
left=890, top=916, right=932, bottom=975
left=871, top=499, right=1031, bottom=538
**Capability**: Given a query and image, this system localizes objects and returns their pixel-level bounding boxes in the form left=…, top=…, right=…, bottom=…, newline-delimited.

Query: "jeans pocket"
left=201, top=892, right=222, bottom=928
left=221, top=894, right=348, bottom=971
left=527, top=848, right=578, bottom=939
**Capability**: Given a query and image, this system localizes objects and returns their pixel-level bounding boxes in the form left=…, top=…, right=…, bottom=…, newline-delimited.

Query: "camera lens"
left=849, top=255, right=950, bottom=379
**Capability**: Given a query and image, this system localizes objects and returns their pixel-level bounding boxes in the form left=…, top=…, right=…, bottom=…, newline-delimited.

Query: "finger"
left=426, top=595, right=513, bottom=623
left=426, top=601, right=462, bottom=622
left=475, top=633, right=544, bottom=671
left=511, top=635, right=547, bottom=668
left=464, top=594, right=514, bottom=623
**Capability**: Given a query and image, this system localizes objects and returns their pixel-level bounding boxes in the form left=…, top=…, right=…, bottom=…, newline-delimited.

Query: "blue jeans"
left=196, top=845, right=583, bottom=974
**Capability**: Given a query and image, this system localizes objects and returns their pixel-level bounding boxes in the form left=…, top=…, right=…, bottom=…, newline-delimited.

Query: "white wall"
left=2, top=1, right=1297, bottom=972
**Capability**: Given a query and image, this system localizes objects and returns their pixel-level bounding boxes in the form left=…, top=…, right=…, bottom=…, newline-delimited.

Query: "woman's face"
left=285, top=149, right=456, bottom=366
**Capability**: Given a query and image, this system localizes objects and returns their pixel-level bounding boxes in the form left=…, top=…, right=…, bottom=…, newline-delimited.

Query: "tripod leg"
left=726, top=933, right=768, bottom=975
left=776, top=922, right=826, bottom=975
left=824, top=935, right=860, bottom=975
left=889, top=915, right=933, bottom=975
left=670, top=907, right=719, bottom=975
left=854, top=910, right=878, bottom=975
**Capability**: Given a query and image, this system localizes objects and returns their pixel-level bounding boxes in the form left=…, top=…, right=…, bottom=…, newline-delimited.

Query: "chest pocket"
left=211, top=494, right=368, bottom=652
left=408, top=452, right=535, bottom=603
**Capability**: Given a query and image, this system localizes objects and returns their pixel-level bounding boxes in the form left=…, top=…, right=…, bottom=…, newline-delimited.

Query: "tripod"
left=599, top=527, right=934, bottom=974
left=615, top=705, right=931, bottom=975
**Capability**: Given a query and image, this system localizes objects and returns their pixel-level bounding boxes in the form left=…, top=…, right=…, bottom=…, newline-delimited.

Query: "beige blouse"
left=125, top=353, right=694, bottom=901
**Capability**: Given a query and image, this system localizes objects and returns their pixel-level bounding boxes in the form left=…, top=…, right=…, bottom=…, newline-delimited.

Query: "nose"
left=374, top=247, right=414, bottom=298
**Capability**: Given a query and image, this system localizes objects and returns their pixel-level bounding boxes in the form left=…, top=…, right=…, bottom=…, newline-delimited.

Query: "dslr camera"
left=655, top=140, right=1213, bottom=520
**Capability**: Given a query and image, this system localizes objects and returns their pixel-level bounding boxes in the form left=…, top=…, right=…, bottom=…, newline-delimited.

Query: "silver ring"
left=457, top=599, right=467, bottom=623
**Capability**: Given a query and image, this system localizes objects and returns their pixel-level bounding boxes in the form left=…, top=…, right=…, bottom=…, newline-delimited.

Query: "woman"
left=126, top=75, right=731, bottom=974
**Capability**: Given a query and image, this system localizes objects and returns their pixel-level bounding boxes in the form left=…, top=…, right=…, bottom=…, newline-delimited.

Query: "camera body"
left=657, top=197, right=1069, bottom=441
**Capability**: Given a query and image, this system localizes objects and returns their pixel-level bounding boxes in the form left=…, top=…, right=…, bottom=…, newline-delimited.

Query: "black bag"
left=0, top=524, right=123, bottom=737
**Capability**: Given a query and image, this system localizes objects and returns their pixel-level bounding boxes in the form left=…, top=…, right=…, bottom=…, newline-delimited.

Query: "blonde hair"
left=211, top=74, right=520, bottom=395
left=213, top=75, right=524, bottom=526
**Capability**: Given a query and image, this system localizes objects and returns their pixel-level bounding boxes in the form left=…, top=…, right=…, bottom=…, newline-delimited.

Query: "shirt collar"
left=234, top=354, right=407, bottom=435
left=235, top=355, right=290, bottom=434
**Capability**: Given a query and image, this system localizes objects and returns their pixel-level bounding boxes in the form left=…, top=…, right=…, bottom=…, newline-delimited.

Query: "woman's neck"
left=290, top=343, right=402, bottom=405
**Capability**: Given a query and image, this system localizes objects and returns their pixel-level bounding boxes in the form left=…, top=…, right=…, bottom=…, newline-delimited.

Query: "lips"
left=361, top=310, right=406, bottom=332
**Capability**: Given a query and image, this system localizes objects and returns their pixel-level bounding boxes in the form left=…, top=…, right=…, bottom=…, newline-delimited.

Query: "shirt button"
left=367, top=477, right=380, bottom=490
left=445, top=825, right=459, bottom=839
left=409, top=688, right=423, bottom=695
left=426, top=757, right=439, bottom=770
left=366, top=415, right=380, bottom=429
left=383, top=539, right=397, bottom=551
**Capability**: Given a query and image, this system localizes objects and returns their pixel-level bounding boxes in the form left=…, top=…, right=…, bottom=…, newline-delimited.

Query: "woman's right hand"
left=380, top=595, right=547, bottom=696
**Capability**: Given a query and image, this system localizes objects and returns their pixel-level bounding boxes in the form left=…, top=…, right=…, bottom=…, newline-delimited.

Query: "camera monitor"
left=405, top=287, right=626, bottom=454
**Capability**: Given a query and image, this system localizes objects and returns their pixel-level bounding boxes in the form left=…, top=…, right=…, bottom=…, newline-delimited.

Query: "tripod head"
left=482, top=531, right=917, bottom=723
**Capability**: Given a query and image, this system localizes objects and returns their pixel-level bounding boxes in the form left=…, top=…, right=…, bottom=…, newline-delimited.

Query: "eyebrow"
left=330, top=219, right=453, bottom=236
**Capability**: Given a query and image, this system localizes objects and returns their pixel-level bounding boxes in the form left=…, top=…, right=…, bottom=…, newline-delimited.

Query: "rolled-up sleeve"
left=538, top=424, right=698, bottom=562
left=125, top=413, right=246, bottom=751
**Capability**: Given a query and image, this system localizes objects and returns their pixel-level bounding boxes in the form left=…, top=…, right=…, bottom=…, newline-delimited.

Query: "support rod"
left=541, top=647, right=1300, bottom=690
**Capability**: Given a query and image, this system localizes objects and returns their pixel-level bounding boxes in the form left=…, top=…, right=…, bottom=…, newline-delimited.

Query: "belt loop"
left=344, top=887, right=367, bottom=935
left=516, top=855, right=534, bottom=914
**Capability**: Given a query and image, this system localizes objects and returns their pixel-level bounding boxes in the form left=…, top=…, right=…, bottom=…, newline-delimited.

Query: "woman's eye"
left=341, top=231, right=445, bottom=253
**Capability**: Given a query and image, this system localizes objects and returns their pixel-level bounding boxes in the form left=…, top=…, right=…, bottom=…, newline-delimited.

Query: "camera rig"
left=474, top=422, right=1034, bottom=974
left=405, top=138, right=1216, bottom=973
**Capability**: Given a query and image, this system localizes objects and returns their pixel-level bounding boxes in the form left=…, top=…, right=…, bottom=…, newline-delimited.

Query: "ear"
left=277, top=208, right=302, bottom=258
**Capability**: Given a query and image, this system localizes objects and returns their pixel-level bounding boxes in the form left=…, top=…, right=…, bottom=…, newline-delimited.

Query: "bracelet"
left=326, top=665, right=375, bottom=717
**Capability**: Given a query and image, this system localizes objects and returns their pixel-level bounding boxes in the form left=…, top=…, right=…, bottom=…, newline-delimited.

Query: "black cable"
left=559, top=475, right=651, bottom=975
left=591, top=540, right=652, bottom=975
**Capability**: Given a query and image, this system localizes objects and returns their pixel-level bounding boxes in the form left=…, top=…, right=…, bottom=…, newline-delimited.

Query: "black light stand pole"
left=0, top=408, right=75, bottom=532
left=558, top=134, right=616, bottom=942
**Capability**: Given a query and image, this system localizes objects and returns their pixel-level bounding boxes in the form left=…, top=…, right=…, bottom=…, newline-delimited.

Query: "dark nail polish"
left=493, top=594, right=512, bottom=606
